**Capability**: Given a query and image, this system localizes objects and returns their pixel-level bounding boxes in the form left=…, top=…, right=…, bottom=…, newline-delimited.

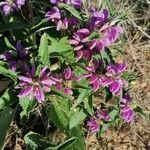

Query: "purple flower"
left=0, top=1, right=15, bottom=15
left=96, top=109, right=111, bottom=121
left=45, top=7, right=61, bottom=21
left=50, top=0, right=60, bottom=4
left=46, top=7, right=78, bottom=31
left=121, top=107, right=134, bottom=123
left=87, top=118, right=99, bottom=133
left=0, top=41, right=29, bottom=71
left=101, top=26, right=123, bottom=47
left=70, top=28, right=93, bottom=60
left=50, top=0, right=82, bottom=9
left=120, top=93, right=134, bottom=123
left=56, top=18, right=69, bottom=31
left=0, top=0, right=25, bottom=15
left=70, top=26, right=123, bottom=60
left=55, top=66, right=80, bottom=95
left=70, top=0, right=82, bottom=9
left=101, top=63, right=127, bottom=96
left=120, top=93, right=132, bottom=108
left=83, top=59, right=102, bottom=91
left=15, top=0, right=26, bottom=9
left=89, top=74, right=101, bottom=92
left=106, top=63, right=127, bottom=77
left=56, top=67, right=73, bottom=95
left=63, top=66, right=72, bottom=80
left=87, top=108, right=111, bottom=133
left=89, top=9, right=109, bottom=30
left=18, top=65, right=58, bottom=103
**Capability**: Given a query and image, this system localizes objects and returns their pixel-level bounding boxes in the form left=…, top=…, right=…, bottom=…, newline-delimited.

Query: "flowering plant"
left=0, top=0, right=148, bottom=149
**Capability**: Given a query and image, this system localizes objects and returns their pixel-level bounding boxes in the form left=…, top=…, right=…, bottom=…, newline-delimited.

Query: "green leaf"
left=134, top=106, right=150, bottom=120
left=0, top=107, right=16, bottom=150
left=84, top=95, right=94, bottom=115
left=49, top=37, right=73, bottom=53
left=97, top=109, right=119, bottom=138
left=69, top=108, right=87, bottom=129
left=61, top=50, right=76, bottom=63
left=88, top=31, right=102, bottom=41
left=4, top=37, right=16, bottom=50
left=69, top=126, right=85, bottom=150
left=109, top=109, right=119, bottom=120
left=57, top=137, right=77, bottom=150
left=0, top=21, right=29, bottom=33
left=77, top=89, right=92, bottom=105
left=38, top=33, right=50, bottom=66
left=59, top=3, right=82, bottom=20
left=45, top=96, right=69, bottom=131
left=45, top=96, right=86, bottom=150
left=0, top=66, right=17, bottom=81
left=105, top=0, right=116, bottom=16
left=0, top=89, right=17, bottom=110
left=24, top=131, right=52, bottom=150
left=19, top=98, right=36, bottom=122
left=101, top=49, right=113, bottom=67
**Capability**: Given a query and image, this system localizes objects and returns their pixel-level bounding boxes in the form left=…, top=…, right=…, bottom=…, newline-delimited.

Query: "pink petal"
left=18, top=76, right=32, bottom=83
left=18, top=86, right=33, bottom=98
left=64, top=88, right=73, bottom=95
left=41, top=78, right=56, bottom=86
left=64, top=67, right=72, bottom=80
left=34, top=87, right=45, bottom=103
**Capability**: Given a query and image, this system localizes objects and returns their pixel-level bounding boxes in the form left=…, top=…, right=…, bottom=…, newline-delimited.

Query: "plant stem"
left=28, top=0, right=36, bottom=48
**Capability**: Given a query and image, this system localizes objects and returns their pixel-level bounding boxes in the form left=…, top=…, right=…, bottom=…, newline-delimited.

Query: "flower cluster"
left=45, top=6, right=79, bottom=31
left=0, top=0, right=25, bottom=15
left=50, top=0, right=82, bottom=9
left=56, top=66, right=80, bottom=95
left=0, top=41, right=29, bottom=71
left=87, top=109, right=111, bottom=133
left=0, top=0, right=135, bottom=137
left=17, top=65, right=60, bottom=103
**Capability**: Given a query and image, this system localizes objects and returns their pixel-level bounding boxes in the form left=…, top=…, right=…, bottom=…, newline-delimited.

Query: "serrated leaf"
left=0, top=107, right=16, bottom=150
left=19, top=98, right=36, bottom=122
left=0, top=89, right=16, bottom=110
left=24, top=131, right=52, bottom=150
left=77, top=89, right=92, bottom=105
left=45, top=96, right=69, bottom=131
left=45, top=96, right=86, bottom=150
left=49, top=37, right=73, bottom=53
left=0, top=66, right=17, bottom=81
left=69, top=126, right=85, bottom=150
left=38, top=33, right=50, bottom=66
left=59, top=3, right=82, bottom=20
left=69, top=108, right=87, bottom=129
left=61, top=50, right=76, bottom=62
left=84, top=95, right=94, bottom=115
